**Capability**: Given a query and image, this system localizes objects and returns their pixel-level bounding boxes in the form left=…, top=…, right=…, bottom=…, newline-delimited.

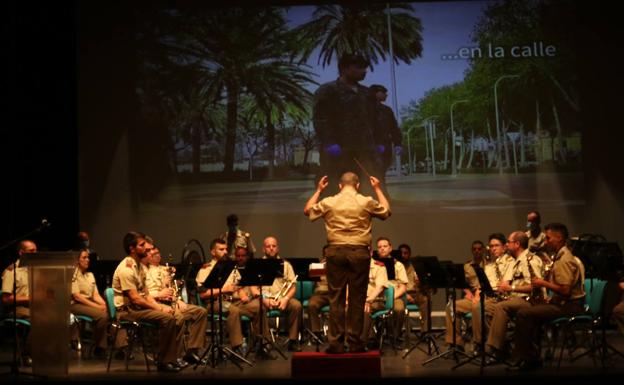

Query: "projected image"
left=133, top=0, right=582, bottom=201
left=81, top=0, right=586, bottom=260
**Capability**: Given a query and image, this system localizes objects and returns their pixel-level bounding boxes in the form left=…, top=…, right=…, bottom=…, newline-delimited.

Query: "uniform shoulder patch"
left=125, top=258, right=134, bottom=268
left=374, top=260, right=385, bottom=266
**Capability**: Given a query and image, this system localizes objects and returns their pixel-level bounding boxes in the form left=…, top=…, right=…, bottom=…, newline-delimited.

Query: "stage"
left=2, top=329, right=623, bottom=384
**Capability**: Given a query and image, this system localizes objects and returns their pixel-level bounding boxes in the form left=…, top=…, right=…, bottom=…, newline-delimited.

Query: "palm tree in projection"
left=293, top=3, right=424, bottom=68
left=167, top=7, right=315, bottom=175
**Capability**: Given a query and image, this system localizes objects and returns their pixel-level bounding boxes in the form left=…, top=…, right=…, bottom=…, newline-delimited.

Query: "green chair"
left=371, top=285, right=395, bottom=353
left=104, top=288, right=154, bottom=372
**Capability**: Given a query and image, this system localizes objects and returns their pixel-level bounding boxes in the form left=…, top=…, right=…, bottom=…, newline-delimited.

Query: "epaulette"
left=125, top=258, right=134, bottom=268
left=6, top=264, right=15, bottom=271
left=202, top=262, right=211, bottom=268
left=374, top=260, right=385, bottom=266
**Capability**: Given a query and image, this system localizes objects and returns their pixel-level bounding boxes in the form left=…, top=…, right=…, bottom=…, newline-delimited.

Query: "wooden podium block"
left=291, top=351, right=381, bottom=378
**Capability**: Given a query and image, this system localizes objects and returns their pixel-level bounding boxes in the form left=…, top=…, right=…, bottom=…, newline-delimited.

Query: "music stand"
left=403, top=256, right=444, bottom=359
left=422, top=262, right=472, bottom=366
left=195, top=259, right=251, bottom=370
left=452, top=263, right=506, bottom=372
left=237, top=259, right=287, bottom=360
left=570, top=240, right=624, bottom=364
left=287, top=258, right=324, bottom=350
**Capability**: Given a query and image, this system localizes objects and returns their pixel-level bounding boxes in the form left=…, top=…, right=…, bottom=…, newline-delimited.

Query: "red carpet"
left=291, top=350, right=381, bottom=378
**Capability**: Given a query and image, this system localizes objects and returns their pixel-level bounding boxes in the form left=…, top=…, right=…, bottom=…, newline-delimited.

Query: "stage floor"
left=2, top=329, right=624, bottom=384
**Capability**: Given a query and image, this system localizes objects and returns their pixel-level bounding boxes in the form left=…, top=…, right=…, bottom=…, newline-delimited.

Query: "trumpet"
left=273, top=275, right=298, bottom=301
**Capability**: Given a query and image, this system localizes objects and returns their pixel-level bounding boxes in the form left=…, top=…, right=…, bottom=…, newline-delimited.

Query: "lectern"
left=23, top=252, right=77, bottom=377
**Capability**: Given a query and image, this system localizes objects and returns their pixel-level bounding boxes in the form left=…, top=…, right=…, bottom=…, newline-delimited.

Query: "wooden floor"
left=2, top=328, right=624, bottom=384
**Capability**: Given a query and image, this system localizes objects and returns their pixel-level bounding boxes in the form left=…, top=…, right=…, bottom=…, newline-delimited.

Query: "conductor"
left=304, top=171, right=391, bottom=353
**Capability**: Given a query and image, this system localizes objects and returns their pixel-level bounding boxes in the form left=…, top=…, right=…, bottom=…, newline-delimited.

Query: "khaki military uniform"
left=469, top=254, right=515, bottom=345
left=112, top=256, right=180, bottom=364
left=261, top=257, right=302, bottom=341
left=308, top=187, right=390, bottom=352
left=444, top=259, right=482, bottom=346
left=526, top=230, right=550, bottom=263
left=384, top=259, right=409, bottom=340
left=512, top=246, right=585, bottom=362
left=487, top=250, right=542, bottom=350
left=362, top=259, right=390, bottom=343
left=307, top=258, right=330, bottom=333
left=1, top=260, right=31, bottom=355
left=70, top=268, right=121, bottom=349
left=403, top=262, right=430, bottom=331
left=145, top=264, right=207, bottom=356
left=222, top=267, right=271, bottom=348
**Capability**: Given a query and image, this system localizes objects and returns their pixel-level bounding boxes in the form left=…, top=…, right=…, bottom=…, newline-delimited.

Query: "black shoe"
left=176, top=358, right=189, bottom=369
left=312, top=332, right=325, bottom=343
left=182, top=352, right=201, bottom=365
left=256, top=346, right=277, bottom=360
left=287, top=340, right=301, bottom=352
left=93, top=347, right=107, bottom=359
left=114, top=350, right=134, bottom=361
left=21, top=355, right=32, bottom=367
left=157, top=362, right=181, bottom=373
left=506, top=359, right=542, bottom=372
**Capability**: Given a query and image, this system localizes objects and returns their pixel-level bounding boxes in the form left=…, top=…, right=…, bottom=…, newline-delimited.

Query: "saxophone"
left=273, top=275, right=298, bottom=301
left=165, top=262, right=182, bottom=311
left=526, top=254, right=548, bottom=305
left=494, top=258, right=510, bottom=301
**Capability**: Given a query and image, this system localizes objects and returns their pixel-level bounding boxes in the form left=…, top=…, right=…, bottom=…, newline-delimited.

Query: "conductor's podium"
left=291, top=350, right=381, bottom=378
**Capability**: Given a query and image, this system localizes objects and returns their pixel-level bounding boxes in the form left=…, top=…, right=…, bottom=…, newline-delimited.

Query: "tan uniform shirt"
left=367, top=259, right=389, bottom=301
left=482, top=254, right=514, bottom=291
left=71, top=268, right=99, bottom=304
left=1, top=260, right=29, bottom=298
left=2, top=259, right=30, bottom=302
left=262, top=257, right=296, bottom=298
left=308, top=188, right=390, bottom=246
left=145, top=265, right=169, bottom=298
left=384, top=258, right=408, bottom=289
left=464, top=260, right=482, bottom=292
left=404, top=263, right=419, bottom=294
left=526, top=230, right=546, bottom=251
left=550, top=246, right=585, bottom=303
left=508, top=250, right=543, bottom=298
left=112, top=256, right=148, bottom=309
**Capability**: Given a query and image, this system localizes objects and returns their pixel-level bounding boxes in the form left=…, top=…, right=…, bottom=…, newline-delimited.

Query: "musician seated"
left=361, top=253, right=389, bottom=349
left=196, top=238, right=233, bottom=314
left=260, top=236, right=302, bottom=352
left=145, top=240, right=207, bottom=366
left=374, top=237, right=408, bottom=345
left=225, top=247, right=274, bottom=359
left=1, top=240, right=36, bottom=367
left=70, top=248, right=127, bottom=358
left=486, top=231, right=542, bottom=361
left=396, top=244, right=430, bottom=332
left=307, top=245, right=330, bottom=342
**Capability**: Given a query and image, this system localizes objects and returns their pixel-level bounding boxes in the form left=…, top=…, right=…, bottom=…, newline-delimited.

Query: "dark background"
left=2, top=0, right=624, bottom=268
